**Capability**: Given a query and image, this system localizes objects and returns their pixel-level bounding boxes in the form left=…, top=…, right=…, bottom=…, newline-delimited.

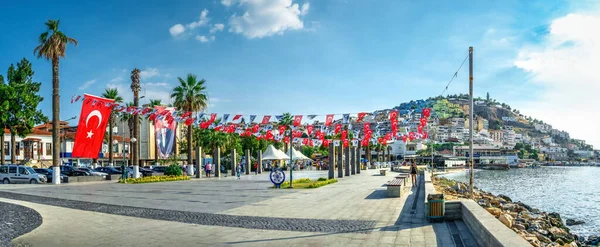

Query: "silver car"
left=0, top=165, right=46, bottom=184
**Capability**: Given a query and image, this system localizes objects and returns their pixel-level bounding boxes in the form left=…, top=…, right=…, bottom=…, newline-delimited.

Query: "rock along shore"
left=433, top=177, right=600, bottom=247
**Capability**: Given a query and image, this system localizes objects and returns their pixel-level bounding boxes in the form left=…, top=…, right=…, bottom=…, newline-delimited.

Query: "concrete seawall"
left=423, top=172, right=531, bottom=247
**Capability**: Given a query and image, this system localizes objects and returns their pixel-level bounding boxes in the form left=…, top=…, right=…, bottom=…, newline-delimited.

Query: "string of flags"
left=71, top=94, right=433, bottom=147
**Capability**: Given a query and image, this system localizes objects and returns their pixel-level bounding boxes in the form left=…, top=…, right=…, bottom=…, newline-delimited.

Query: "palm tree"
left=148, top=99, right=162, bottom=165
left=278, top=112, right=293, bottom=152
left=34, top=19, right=77, bottom=171
left=130, top=68, right=141, bottom=168
left=171, top=74, right=208, bottom=167
left=102, top=88, right=123, bottom=166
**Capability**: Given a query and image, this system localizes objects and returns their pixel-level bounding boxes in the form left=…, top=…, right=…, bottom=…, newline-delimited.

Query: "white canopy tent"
left=286, top=147, right=312, bottom=160
left=262, top=145, right=290, bottom=160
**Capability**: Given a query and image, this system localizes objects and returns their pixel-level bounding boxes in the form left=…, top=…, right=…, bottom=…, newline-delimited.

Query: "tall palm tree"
left=148, top=99, right=162, bottom=165
left=34, top=19, right=77, bottom=171
left=120, top=102, right=135, bottom=165
left=102, top=88, right=123, bottom=166
left=130, top=68, right=141, bottom=168
left=171, top=74, right=208, bottom=167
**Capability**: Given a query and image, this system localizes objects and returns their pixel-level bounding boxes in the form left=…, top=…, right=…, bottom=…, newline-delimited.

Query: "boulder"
left=514, top=223, right=526, bottom=231
left=549, top=227, right=567, bottom=240
left=528, top=222, right=542, bottom=232
left=486, top=207, right=502, bottom=217
left=478, top=198, right=490, bottom=207
left=565, top=219, right=585, bottom=226
left=535, top=232, right=552, bottom=243
left=490, top=198, right=501, bottom=207
left=536, top=229, right=548, bottom=236
left=524, top=236, right=541, bottom=247
left=498, top=194, right=513, bottom=202
left=499, top=214, right=513, bottom=228
left=516, top=201, right=533, bottom=212
left=509, top=212, right=518, bottom=219
left=501, top=203, right=517, bottom=212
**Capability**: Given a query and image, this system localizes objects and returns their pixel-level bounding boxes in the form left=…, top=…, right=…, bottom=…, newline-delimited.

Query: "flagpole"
left=289, top=128, right=293, bottom=188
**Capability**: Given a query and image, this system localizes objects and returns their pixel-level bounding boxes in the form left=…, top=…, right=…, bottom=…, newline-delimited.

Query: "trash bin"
left=427, top=194, right=445, bottom=222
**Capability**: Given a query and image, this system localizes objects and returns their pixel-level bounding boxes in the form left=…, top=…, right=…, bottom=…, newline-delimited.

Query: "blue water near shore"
left=443, top=166, right=600, bottom=237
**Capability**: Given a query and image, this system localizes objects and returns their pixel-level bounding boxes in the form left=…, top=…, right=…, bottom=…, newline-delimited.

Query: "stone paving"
left=0, top=169, right=478, bottom=246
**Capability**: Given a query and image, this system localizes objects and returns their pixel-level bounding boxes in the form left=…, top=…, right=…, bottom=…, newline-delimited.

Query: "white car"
left=77, top=167, right=108, bottom=177
left=0, top=165, right=46, bottom=184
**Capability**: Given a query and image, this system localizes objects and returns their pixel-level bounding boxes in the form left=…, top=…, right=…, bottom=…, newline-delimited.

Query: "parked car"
left=135, top=167, right=157, bottom=177
left=93, top=167, right=122, bottom=175
left=77, top=167, right=108, bottom=176
left=152, top=166, right=167, bottom=173
left=59, top=166, right=89, bottom=176
left=34, top=168, right=67, bottom=183
left=0, top=165, right=46, bottom=184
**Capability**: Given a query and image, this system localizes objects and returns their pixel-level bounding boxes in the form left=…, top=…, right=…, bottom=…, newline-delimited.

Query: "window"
left=18, top=167, right=26, bottom=175
left=0, top=166, right=7, bottom=173
left=9, top=166, right=17, bottom=174
left=15, top=142, right=20, bottom=156
left=46, top=143, right=52, bottom=156
left=3, top=142, right=8, bottom=155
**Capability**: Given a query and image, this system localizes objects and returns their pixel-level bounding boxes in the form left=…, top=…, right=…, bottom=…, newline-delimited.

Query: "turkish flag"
left=325, top=114, right=334, bottom=127
left=261, top=115, right=271, bottom=124
left=334, top=124, right=342, bottom=135
left=72, top=94, right=114, bottom=158
left=208, top=113, right=217, bottom=123
left=307, top=125, right=314, bottom=136
left=232, top=114, right=242, bottom=121
left=293, top=115, right=302, bottom=126
left=357, top=112, right=367, bottom=122
left=278, top=125, right=286, bottom=135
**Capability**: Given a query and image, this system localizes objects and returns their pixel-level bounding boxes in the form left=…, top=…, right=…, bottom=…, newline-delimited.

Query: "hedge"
left=307, top=179, right=338, bottom=188
left=119, top=175, right=190, bottom=184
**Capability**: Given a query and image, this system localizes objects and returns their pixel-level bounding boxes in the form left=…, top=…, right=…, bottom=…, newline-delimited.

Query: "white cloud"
left=169, top=24, right=186, bottom=37
left=210, top=23, right=225, bottom=33
left=140, top=68, right=160, bottom=80
left=514, top=12, right=600, bottom=147
left=141, top=82, right=169, bottom=87
left=210, top=36, right=215, bottom=41
left=79, top=79, right=96, bottom=90
left=196, top=35, right=210, bottom=42
left=227, top=0, right=311, bottom=39
left=188, top=9, right=210, bottom=29
left=221, top=0, right=234, bottom=6
left=109, top=77, right=124, bottom=83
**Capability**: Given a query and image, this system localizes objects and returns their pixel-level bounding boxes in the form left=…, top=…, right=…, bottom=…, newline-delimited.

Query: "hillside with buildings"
left=389, top=94, right=597, bottom=162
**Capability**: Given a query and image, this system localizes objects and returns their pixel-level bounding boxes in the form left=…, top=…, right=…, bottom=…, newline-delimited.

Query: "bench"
left=395, top=173, right=409, bottom=186
left=380, top=169, right=387, bottom=176
left=385, top=178, right=404, bottom=197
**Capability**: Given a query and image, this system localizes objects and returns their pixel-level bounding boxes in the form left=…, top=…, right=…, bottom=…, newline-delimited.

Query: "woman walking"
left=236, top=163, right=242, bottom=179
left=205, top=163, right=212, bottom=178
left=410, top=161, right=418, bottom=187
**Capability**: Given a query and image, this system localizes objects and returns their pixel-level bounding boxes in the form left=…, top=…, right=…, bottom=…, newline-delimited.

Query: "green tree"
left=171, top=74, right=208, bottom=167
left=6, top=58, right=48, bottom=163
left=486, top=92, right=490, bottom=102
left=0, top=75, right=10, bottom=165
left=101, top=88, right=124, bottom=166
left=278, top=112, right=293, bottom=152
left=34, top=19, right=78, bottom=169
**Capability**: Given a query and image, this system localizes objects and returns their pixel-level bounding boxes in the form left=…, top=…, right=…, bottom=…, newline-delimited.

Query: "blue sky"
left=2, top=0, right=599, bottom=146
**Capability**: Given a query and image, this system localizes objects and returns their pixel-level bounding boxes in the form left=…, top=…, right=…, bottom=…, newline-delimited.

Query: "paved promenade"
left=0, top=169, right=477, bottom=246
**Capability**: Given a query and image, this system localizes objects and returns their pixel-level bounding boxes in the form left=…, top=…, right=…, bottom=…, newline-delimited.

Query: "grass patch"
left=119, top=175, right=190, bottom=184
left=276, top=177, right=338, bottom=189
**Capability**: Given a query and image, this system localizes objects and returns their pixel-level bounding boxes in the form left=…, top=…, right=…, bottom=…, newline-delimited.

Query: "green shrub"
left=317, top=177, right=327, bottom=181
left=119, top=175, right=189, bottom=184
left=164, top=165, right=182, bottom=176
left=307, top=179, right=338, bottom=188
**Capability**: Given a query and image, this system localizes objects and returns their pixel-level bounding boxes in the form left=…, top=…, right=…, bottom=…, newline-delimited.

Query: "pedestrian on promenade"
left=254, top=162, right=258, bottom=175
left=236, top=164, right=242, bottom=179
left=206, top=163, right=212, bottom=178
left=410, top=161, right=418, bottom=187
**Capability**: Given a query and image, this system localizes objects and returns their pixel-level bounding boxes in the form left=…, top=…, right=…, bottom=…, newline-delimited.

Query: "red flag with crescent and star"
left=72, top=94, right=114, bottom=158
left=325, top=114, right=334, bottom=127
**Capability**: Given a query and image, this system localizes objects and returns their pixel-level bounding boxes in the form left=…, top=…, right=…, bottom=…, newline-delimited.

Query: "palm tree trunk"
left=10, top=131, right=16, bottom=164
left=154, top=133, right=158, bottom=165
left=108, top=120, right=113, bottom=165
left=187, top=125, right=192, bottom=167
left=52, top=58, right=60, bottom=168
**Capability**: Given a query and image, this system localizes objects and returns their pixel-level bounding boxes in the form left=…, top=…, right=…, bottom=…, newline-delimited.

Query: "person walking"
left=410, top=161, right=418, bottom=187
left=254, top=162, right=258, bottom=175
left=236, top=163, right=242, bottom=179
left=205, top=163, right=212, bottom=178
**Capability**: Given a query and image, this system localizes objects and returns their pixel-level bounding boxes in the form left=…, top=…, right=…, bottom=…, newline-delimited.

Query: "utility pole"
left=468, top=46, right=474, bottom=199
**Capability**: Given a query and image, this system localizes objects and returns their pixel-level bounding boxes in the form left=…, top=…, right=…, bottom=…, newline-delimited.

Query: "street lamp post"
left=289, top=129, right=294, bottom=188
